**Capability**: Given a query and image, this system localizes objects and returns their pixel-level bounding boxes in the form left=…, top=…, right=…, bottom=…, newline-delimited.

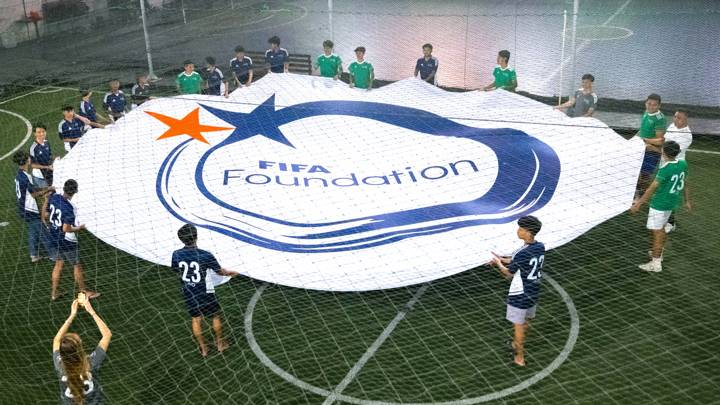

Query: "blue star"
left=199, top=95, right=295, bottom=148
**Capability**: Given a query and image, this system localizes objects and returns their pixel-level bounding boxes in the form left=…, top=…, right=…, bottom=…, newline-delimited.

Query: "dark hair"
left=12, top=150, right=29, bottom=166
left=34, top=123, right=47, bottom=131
left=422, top=43, right=433, bottom=50
left=178, top=224, right=198, bottom=245
left=205, top=56, right=216, bottom=66
left=268, top=35, right=281, bottom=45
left=647, top=93, right=662, bottom=103
left=234, top=45, right=245, bottom=53
left=183, top=59, right=193, bottom=66
left=663, top=140, right=681, bottom=159
left=63, top=179, right=78, bottom=195
left=498, top=50, right=511, bottom=61
left=323, top=39, right=334, bottom=48
left=581, top=73, right=595, bottom=82
left=136, top=72, right=147, bottom=79
left=62, top=106, right=74, bottom=112
left=80, top=89, right=91, bottom=97
left=354, top=46, right=366, bottom=53
left=518, top=215, right=542, bottom=236
left=676, top=108, right=689, bottom=116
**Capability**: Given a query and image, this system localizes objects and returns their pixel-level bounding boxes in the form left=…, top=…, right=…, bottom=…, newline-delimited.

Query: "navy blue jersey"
left=171, top=247, right=222, bottom=298
left=79, top=100, right=98, bottom=122
left=15, top=169, right=40, bottom=220
left=265, top=48, right=289, bottom=73
left=507, top=241, right=545, bottom=309
left=103, top=91, right=127, bottom=113
left=131, top=83, right=153, bottom=105
left=230, top=56, right=253, bottom=83
left=415, top=56, right=439, bottom=82
left=206, top=67, right=225, bottom=96
left=58, top=118, right=85, bottom=143
left=29, top=140, right=52, bottom=166
left=46, top=193, right=78, bottom=248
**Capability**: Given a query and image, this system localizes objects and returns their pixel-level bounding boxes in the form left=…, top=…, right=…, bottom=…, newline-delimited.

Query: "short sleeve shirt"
left=566, top=89, right=598, bottom=117
left=639, top=111, right=667, bottom=139
left=650, top=159, right=688, bottom=211
left=131, top=83, right=153, bottom=105
left=507, top=241, right=545, bottom=309
left=664, top=124, right=692, bottom=161
left=103, top=91, right=127, bottom=113
left=349, top=61, right=374, bottom=89
left=206, top=67, right=225, bottom=96
left=79, top=100, right=98, bottom=122
left=230, top=56, right=253, bottom=83
left=316, top=54, right=342, bottom=78
left=15, top=169, right=39, bottom=220
left=176, top=71, right=203, bottom=94
left=492, top=66, right=517, bottom=90
left=415, top=56, right=439, bottom=82
left=46, top=193, right=78, bottom=247
left=265, top=48, right=289, bottom=73
left=171, top=247, right=222, bottom=298
left=58, top=118, right=85, bottom=142
left=30, top=140, right=52, bottom=166
left=54, top=347, right=106, bottom=405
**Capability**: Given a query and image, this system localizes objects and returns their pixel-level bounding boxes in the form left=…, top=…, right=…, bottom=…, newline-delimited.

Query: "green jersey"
left=316, top=54, right=342, bottom=78
left=176, top=71, right=203, bottom=94
left=493, top=66, right=517, bottom=90
left=349, top=61, right=373, bottom=89
left=639, top=111, right=667, bottom=139
left=650, top=159, right=688, bottom=211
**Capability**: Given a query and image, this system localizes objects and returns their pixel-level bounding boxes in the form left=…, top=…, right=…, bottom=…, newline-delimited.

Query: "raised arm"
left=53, top=300, right=79, bottom=351
left=83, top=299, right=112, bottom=352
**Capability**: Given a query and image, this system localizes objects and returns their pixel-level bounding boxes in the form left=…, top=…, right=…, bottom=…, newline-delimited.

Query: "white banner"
left=55, top=73, right=644, bottom=291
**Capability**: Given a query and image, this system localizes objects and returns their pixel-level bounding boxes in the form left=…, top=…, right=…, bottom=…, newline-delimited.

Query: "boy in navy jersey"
left=14, top=150, right=54, bottom=262
left=171, top=224, right=238, bottom=357
left=43, top=179, right=99, bottom=301
left=79, top=90, right=106, bottom=128
left=490, top=215, right=544, bottom=366
left=230, top=46, right=253, bottom=89
left=58, top=106, right=91, bottom=152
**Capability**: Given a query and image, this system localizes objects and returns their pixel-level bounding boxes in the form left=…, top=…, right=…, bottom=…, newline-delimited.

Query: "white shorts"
left=647, top=208, right=671, bottom=230
left=506, top=304, right=536, bottom=325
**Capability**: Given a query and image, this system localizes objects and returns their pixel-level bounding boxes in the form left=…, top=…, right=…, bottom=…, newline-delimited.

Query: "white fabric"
left=53, top=73, right=645, bottom=291
left=647, top=207, right=671, bottom=230
left=664, top=124, right=692, bottom=161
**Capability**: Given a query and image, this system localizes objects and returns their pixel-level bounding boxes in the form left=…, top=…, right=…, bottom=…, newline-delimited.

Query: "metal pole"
left=558, top=10, right=567, bottom=106
left=21, top=0, right=31, bottom=40
left=140, top=0, right=157, bottom=80
left=181, top=0, right=187, bottom=24
left=328, top=0, right=333, bottom=41
left=230, top=0, right=234, bottom=10
left=570, top=0, right=579, bottom=91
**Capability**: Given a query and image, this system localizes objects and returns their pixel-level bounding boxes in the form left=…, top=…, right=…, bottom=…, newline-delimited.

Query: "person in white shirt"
left=662, top=109, right=692, bottom=233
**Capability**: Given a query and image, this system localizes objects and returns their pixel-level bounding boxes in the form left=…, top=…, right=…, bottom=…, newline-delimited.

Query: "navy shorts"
left=641, top=151, right=661, bottom=174
left=184, top=293, right=220, bottom=318
left=57, top=243, right=79, bottom=265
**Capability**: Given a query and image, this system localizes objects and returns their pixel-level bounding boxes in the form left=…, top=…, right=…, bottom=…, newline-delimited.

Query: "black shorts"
left=184, top=293, right=220, bottom=318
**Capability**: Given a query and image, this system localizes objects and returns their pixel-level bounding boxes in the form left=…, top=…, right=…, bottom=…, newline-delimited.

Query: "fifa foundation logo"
left=151, top=94, right=561, bottom=253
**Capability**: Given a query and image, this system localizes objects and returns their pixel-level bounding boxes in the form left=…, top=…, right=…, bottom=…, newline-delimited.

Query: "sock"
left=652, top=257, right=662, bottom=265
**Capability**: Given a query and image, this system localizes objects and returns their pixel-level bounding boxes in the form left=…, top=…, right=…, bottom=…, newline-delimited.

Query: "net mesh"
left=0, top=0, right=719, bottom=404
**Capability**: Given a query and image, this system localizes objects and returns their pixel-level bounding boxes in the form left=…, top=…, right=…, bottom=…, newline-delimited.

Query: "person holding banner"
left=349, top=46, right=374, bottom=91
left=630, top=141, right=690, bottom=273
left=634, top=94, right=667, bottom=197
left=554, top=74, right=597, bottom=117
left=489, top=216, right=545, bottom=367
left=483, top=50, right=517, bottom=92
left=171, top=224, right=239, bottom=357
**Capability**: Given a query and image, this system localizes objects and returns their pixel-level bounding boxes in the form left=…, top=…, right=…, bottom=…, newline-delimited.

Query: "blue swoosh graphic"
left=156, top=95, right=561, bottom=252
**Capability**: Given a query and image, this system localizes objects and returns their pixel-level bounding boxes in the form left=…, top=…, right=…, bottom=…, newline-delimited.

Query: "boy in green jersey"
left=635, top=93, right=667, bottom=195
left=176, top=60, right=203, bottom=95
left=349, top=46, right=374, bottom=91
left=483, top=50, right=517, bottom=92
left=630, top=141, right=691, bottom=273
left=314, top=40, right=342, bottom=80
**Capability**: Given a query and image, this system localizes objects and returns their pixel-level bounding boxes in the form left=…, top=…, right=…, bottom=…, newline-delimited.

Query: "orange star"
left=145, top=108, right=233, bottom=144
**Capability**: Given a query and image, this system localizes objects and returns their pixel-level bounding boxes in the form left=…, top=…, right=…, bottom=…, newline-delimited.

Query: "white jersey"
left=664, top=124, right=692, bottom=161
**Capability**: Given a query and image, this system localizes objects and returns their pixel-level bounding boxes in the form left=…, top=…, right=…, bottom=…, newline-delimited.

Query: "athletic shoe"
left=639, top=261, right=662, bottom=273
left=647, top=250, right=664, bottom=260
left=664, top=223, right=675, bottom=233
